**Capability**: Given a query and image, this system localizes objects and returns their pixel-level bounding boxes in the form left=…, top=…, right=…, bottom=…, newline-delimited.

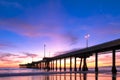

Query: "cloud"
left=0, top=58, right=21, bottom=64
left=22, top=52, right=38, bottom=58
left=0, top=18, right=79, bottom=47
left=97, top=52, right=120, bottom=65
left=53, top=51, right=66, bottom=56
left=91, top=22, right=120, bottom=36
left=0, top=41, right=15, bottom=49
left=116, top=51, right=120, bottom=60
left=79, top=15, right=120, bottom=36
left=0, top=43, right=11, bottom=49
left=17, top=55, right=28, bottom=59
left=0, top=19, right=39, bottom=37
left=63, top=32, right=79, bottom=45
left=0, top=0, right=80, bottom=46
left=0, top=18, right=59, bottom=37
left=0, top=52, right=22, bottom=64
left=53, top=48, right=79, bottom=56
left=0, top=52, right=36, bottom=61
left=0, top=52, right=39, bottom=65
left=0, top=52, right=18, bottom=58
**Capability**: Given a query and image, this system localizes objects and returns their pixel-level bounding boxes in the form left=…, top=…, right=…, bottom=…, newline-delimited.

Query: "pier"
left=20, top=39, right=120, bottom=73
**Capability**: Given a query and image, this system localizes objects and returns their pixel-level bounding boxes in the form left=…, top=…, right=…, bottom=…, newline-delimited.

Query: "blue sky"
left=0, top=0, right=120, bottom=67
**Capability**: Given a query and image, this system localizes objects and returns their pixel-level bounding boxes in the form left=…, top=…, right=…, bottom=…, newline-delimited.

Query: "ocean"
left=0, top=68, right=120, bottom=80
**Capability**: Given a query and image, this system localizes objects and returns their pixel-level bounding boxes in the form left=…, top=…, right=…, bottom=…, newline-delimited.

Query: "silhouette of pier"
left=19, top=39, right=120, bottom=73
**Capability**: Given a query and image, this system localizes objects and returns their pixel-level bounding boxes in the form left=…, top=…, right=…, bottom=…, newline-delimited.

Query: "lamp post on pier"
left=82, top=34, right=90, bottom=71
left=44, top=44, right=46, bottom=58
left=84, top=34, right=90, bottom=47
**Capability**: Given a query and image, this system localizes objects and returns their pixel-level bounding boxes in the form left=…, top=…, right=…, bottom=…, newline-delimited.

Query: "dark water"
left=0, top=68, right=120, bottom=80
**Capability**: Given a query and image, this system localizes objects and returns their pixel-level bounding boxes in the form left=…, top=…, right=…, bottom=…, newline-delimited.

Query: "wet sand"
left=0, top=71, right=120, bottom=80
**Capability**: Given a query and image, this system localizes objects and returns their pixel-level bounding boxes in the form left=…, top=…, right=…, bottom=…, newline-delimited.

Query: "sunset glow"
left=0, top=0, right=120, bottom=68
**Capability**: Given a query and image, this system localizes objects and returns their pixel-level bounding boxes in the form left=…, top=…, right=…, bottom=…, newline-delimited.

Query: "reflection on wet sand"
left=42, top=72, right=117, bottom=80
left=70, top=73, right=72, bottom=80
left=83, top=73, right=87, bottom=80
left=112, top=73, right=116, bottom=80
left=95, top=73, right=98, bottom=80
left=44, top=75, right=49, bottom=80
left=64, top=73, right=66, bottom=80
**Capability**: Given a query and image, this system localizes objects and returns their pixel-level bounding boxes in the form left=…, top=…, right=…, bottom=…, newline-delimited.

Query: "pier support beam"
left=52, top=61, right=54, bottom=70
left=45, top=62, right=47, bottom=70
left=95, top=52, right=98, bottom=72
left=41, top=62, right=43, bottom=69
left=44, top=62, right=46, bottom=70
left=50, top=62, right=52, bottom=70
left=46, top=61, right=50, bottom=71
left=112, top=49, right=117, bottom=73
left=74, top=57, right=77, bottom=71
left=50, top=62, right=51, bottom=70
left=43, top=62, right=45, bottom=70
left=82, top=57, right=88, bottom=71
left=51, top=61, right=53, bottom=70
left=56, top=59, right=57, bottom=71
left=64, top=58, right=66, bottom=71
left=36, top=63, right=39, bottom=68
left=79, top=58, right=82, bottom=71
left=39, top=62, right=41, bottom=69
left=60, top=59, right=61, bottom=71
left=53, top=60, right=54, bottom=70
left=51, top=61, right=52, bottom=70
left=70, top=57, right=72, bottom=71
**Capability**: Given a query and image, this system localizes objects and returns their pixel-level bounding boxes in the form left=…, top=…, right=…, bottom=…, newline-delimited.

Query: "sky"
left=0, top=0, right=120, bottom=68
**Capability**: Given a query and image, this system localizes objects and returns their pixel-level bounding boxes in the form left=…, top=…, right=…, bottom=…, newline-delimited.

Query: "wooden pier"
left=20, top=39, right=120, bottom=73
